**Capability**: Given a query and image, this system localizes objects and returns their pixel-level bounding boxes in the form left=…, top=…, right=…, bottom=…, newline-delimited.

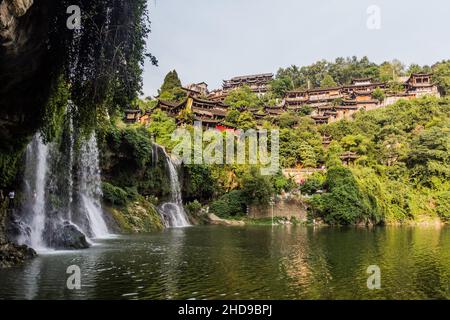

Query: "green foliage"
left=160, top=70, right=182, bottom=93
left=148, top=110, right=177, bottom=147
left=184, top=165, right=218, bottom=202
left=158, top=70, right=186, bottom=103
left=237, top=111, right=257, bottom=130
left=61, top=0, right=157, bottom=129
left=311, top=96, right=450, bottom=224
left=272, top=172, right=296, bottom=194
left=210, top=190, right=247, bottom=218
left=241, top=167, right=274, bottom=206
left=295, top=105, right=313, bottom=116
left=320, top=74, right=337, bottom=88
left=371, top=87, right=385, bottom=103
left=0, top=149, right=25, bottom=189
left=309, top=166, right=373, bottom=225
left=186, top=200, right=202, bottom=215
left=432, top=60, right=450, bottom=96
left=379, top=60, right=405, bottom=82
left=102, top=182, right=129, bottom=206
left=98, top=124, right=172, bottom=200
left=279, top=125, right=322, bottom=168
left=277, top=56, right=380, bottom=89
left=40, top=75, right=70, bottom=143
left=224, top=85, right=260, bottom=109
left=278, top=112, right=299, bottom=128
left=270, top=76, right=293, bottom=98
left=300, top=172, right=326, bottom=195
left=407, top=123, right=450, bottom=185
left=224, top=109, right=241, bottom=128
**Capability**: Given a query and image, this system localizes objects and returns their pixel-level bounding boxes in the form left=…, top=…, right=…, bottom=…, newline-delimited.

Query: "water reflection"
left=0, top=226, right=449, bottom=300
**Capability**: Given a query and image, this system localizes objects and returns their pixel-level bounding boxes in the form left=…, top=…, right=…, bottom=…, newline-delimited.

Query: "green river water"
left=0, top=225, right=449, bottom=300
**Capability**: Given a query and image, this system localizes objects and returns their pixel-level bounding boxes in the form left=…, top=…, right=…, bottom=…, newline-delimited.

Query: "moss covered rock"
left=105, top=196, right=164, bottom=233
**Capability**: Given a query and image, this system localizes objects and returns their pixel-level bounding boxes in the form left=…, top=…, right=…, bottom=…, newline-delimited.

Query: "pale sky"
left=142, top=0, right=450, bottom=97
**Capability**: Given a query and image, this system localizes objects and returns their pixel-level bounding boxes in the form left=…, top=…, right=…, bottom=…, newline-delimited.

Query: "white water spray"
left=79, top=133, right=110, bottom=238
left=25, top=135, right=49, bottom=250
left=158, top=147, right=190, bottom=228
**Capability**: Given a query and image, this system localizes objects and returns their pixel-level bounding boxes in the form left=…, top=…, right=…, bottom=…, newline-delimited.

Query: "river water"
left=0, top=225, right=449, bottom=300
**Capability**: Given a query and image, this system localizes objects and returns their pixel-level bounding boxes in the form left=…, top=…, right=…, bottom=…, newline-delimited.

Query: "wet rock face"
left=0, top=0, right=34, bottom=51
left=45, top=221, right=91, bottom=250
left=0, top=242, right=36, bottom=268
left=0, top=0, right=51, bottom=150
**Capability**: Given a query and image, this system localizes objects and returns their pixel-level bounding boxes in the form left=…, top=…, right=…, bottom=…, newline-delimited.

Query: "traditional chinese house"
left=184, top=82, right=209, bottom=97
left=404, top=73, right=439, bottom=97
left=308, top=87, right=342, bottom=101
left=340, top=151, right=359, bottom=165
left=188, top=96, right=228, bottom=127
left=139, top=110, right=152, bottom=125
left=223, top=73, right=273, bottom=95
left=208, top=89, right=228, bottom=101
left=285, top=90, right=309, bottom=110
left=342, top=78, right=386, bottom=95
left=311, top=115, right=330, bottom=124
left=124, top=109, right=142, bottom=123
left=322, top=135, right=332, bottom=147
left=155, top=100, right=185, bottom=117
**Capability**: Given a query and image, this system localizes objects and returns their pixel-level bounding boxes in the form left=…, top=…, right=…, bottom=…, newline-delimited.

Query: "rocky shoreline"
left=0, top=242, right=36, bottom=268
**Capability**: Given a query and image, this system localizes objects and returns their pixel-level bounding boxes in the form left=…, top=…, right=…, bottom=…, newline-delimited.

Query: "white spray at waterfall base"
left=79, top=133, right=110, bottom=238
left=17, top=130, right=111, bottom=251
left=157, top=146, right=190, bottom=228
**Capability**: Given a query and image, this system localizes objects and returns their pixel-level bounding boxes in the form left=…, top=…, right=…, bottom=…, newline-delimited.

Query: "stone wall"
left=248, top=198, right=307, bottom=222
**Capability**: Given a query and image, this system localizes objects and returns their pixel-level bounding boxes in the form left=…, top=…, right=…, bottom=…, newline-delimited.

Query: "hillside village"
left=125, top=72, right=440, bottom=128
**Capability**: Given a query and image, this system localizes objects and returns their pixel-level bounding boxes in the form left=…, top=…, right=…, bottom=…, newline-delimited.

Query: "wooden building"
left=223, top=73, right=273, bottom=95
left=265, top=105, right=285, bottom=116
left=124, top=109, right=142, bottom=123
left=311, top=115, right=330, bottom=125
left=155, top=100, right=185, bottom=117
left=208, top=89, right=228, bottom=101
left=342, top=78, right=386, bottom=95
left=404, top=73, right=439, bottom=97
left=184, top=82, right=209, bottom=97
left=340, top=151, right=359, bottom=165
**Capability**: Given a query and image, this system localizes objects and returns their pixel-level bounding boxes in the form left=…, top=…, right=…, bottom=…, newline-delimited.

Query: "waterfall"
left=79, top=134, right=110, bottom=238
left=16, top=112, right=111, bottom=250
left=19, top=135, right=49, bottom=250
left=157, top=146, right=190, bottom=228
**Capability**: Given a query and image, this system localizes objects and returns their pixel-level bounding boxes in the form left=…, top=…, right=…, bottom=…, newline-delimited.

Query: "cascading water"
left=157, top=146, right=190, bottom=228
left=15, top=109, right=111, bottom=250
left=18, top=135, right=49, bottom=250
left=78, top=134, right=110, bottom=238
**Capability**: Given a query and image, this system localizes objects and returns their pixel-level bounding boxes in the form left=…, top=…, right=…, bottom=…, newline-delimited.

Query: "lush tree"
left=432, top=60, right=450, bottom=96
left=379, top=60, right=405, bottom=82
left=371, top=87, right=385, bottom=103
left=237, top=111, right=257, bottom=130
left=320, top=74, right=337, bottom=88
left=158, top=70, right=186, bottom=102
left=270, top=76, right=294, bottom=98
left=224, top=85, right=260, bottom=109
left=309, top=166, right=372, bottom=225
left=241, top=167, right=274, bottom=206
left=159, top=70, right=182, bottom=93
left=148, top=110, right=176, bottom=146
left=224, top=109, right=241, bottom=128
left=210, top=190, right=247, bottom=217
left=278, top=112, right=299, bottom=128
